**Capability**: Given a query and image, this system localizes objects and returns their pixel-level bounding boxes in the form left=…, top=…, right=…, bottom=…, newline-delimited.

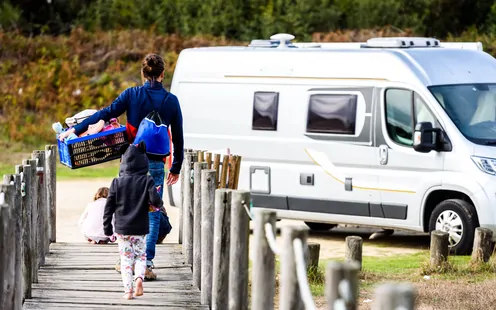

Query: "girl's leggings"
left=116, top=234, right=147, bottom=293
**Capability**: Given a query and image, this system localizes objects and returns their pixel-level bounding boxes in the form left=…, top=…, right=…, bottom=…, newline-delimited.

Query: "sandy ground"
left=57, top=178, right=429, bottom=260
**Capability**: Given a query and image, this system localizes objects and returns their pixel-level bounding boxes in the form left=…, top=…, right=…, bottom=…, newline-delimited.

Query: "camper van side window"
left=252, top=92, right=279, bottom=131
left=306, top=94, right=358, bottom=135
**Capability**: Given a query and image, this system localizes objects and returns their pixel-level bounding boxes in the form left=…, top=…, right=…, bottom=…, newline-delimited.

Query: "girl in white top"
left=79, top=187, right=115, bottom=244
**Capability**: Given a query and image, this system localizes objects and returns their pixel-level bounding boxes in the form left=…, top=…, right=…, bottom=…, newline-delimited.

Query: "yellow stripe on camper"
left=304, top=148, right=416, bottom=194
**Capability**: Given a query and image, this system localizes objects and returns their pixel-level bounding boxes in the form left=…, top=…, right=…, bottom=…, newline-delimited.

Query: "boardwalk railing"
left=0, top=145, right=56, bottom=310
left=180, top=149, right=417, bottom=310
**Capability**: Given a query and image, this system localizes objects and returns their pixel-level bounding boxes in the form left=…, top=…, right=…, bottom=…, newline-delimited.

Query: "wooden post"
left=32, top=150, right=47, bottom=266
left=198, top=151, right=205, bottom=163
left=206, top=153, right=212, bottom=169
left=471, top=227, right=494, bottom=263
left=326, top=261, right=360, bottom=310
left=430, top=230, right=449, bottom=268
left=201, top=169, right=217, bottom=306
left=4, top=175, right=23, bottom=309
left=227, top=156, right=237, bottom=189
left=193, top=162, right=207, bottom=288
left=234, top=156, right=242, bottom=189
left=179, top=160, right=186, bottom=244
left=228, top=190, right=251, bottom=310
left=212, top=189, right=232, bottom=310
left=182, top=152, right=197, bottom=264
left=18, top=164, right=33, bottom=299
left=219, top=155, right=229, bottom=189
left=345, top=236, right=363, bottom=270
left=372, top=283, right=415, bottom=310
left=251, top=210, right=277, bottom=310
left=23, top=159, right=39, bottom=283
left=279, top=226, right=308, bottom=310
left=1, top=184, right=15, bottom=310
left=213, top=154, right=221, bottom=187
left=307, top=242, right=321, bottom=272
left=45, top=145, right=56, bottom=244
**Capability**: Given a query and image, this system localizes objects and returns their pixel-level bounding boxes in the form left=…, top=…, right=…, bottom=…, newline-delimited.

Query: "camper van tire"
left=428, top=199, right=478, bottom=255
left=304, top=222, right=337, bottom=231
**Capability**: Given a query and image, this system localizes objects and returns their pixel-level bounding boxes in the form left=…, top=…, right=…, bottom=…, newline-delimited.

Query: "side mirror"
left=413, top=122, right=439, bottom=153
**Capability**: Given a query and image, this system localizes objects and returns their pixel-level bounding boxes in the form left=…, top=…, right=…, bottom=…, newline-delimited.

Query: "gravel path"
left=57, top=179, right=428, bottom=259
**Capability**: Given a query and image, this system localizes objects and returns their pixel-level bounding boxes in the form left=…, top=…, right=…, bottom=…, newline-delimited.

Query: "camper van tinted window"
left=385, top=89, right=438, bottom=146
left=306, top=94, right=357, bottom=134
left=252, top=92, right=279, bottom=131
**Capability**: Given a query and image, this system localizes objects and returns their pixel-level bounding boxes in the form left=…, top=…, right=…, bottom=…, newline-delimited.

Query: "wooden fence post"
left=325, top=261, right=360, bottom=310
left=193, top=162, right=207, bottom=288
left=1, top=184, right=15, bottom=310
left=251, top=209, right=277, bottom=310
left=212, top=189, right=232, bottom=310
left=471, top=227, right=493, bottom=263
left=201, top=169, right=217, bottom=306
left=179, top=160, right=186, bottom=245
left=307, top=242, right=321, bottom=272
left=372, top=283, right=415, bottom=310
left=279, top=226, right=308, bottom=310
left=228, top=190, right=251, bottom=310
left=345, top=236, right=363, bottom=270
left=45, top=145, right=56, bottom=244
left=23, top=159, right=39, bottom=283
left=32, top=150, right=47, bottom=266
left=4, top=174, right=23, bottom=309
left=18, top=164, right=32, bottom=300
left=183, top=152, right=197, bottom=264
left=430, top=230, right=449, bottom=268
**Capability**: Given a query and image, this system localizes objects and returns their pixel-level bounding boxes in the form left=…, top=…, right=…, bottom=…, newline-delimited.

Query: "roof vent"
left=364, top=37, right=441, bottom=48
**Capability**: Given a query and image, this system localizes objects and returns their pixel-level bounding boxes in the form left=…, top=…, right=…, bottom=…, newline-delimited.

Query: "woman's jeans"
left=147, top=159, right=165, bottom=267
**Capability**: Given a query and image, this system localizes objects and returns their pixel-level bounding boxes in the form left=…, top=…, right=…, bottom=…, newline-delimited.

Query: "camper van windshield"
left=429, top=83, right=496, bottom=145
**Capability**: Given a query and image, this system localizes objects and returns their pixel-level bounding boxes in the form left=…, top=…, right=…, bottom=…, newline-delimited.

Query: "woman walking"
left=59, top=54, right=184, bottom=279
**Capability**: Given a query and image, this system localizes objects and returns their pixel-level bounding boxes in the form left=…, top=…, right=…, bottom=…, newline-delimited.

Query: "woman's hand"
left=58, top=128, right=76, bottom=141
left=166, top=172, right=180, bottom=186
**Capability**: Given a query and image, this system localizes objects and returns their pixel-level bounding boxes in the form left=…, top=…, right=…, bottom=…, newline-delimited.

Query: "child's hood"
left=119, top=142, right=149, bottom=176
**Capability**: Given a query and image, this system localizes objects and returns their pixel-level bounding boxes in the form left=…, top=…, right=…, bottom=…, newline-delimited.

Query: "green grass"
left=0, top=158, right=120, bottom=180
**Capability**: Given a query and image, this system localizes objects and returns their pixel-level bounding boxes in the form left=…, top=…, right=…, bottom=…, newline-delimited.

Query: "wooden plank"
left=23, top=301, right=208, bottom=309
left=234, top=155, right=242, bottom=189
left=32, top=282, right=197, bottom=292
left=227, top=155, right=237, bottom=189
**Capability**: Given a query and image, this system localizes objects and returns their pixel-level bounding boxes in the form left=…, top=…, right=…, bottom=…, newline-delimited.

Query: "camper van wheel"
left=428, top=199, right=477, bottom=255
left=304, top=222, right=337, bottom=231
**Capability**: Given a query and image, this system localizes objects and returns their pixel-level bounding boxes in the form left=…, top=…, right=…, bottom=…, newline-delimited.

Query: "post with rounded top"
left=201, top=169, right=217, bottom=306
left=4, top=174, right=23, bottom=309
left=212, top=189, right=232, bottom=310
left=251, top=209, right=277, bottom=310
left=182, top=152, right=197, bottom=264
left=1, top=184, right=15, bottom=310
left=45, top=145, right=57, bottom=244
left=279, top=225, right=308, bottom=310
left=193, top=161, right=207, bottom=287
left=325, top=261, right=360, bottom=310
left=228, top=190, right=251, bottom=310
left=18, top=163, right=33, bottom=299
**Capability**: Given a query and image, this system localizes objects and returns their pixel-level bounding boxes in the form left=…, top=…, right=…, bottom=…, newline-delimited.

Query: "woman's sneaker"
left=145, top=266, right=157, bottom=281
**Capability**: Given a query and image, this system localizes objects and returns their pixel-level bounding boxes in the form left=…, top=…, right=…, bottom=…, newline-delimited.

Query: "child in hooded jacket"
left=103, top=141, right=163, bottom=300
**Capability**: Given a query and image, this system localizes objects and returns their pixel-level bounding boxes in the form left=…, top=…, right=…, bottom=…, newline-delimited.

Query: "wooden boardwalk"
left=23, top=243, right=208, bottom=310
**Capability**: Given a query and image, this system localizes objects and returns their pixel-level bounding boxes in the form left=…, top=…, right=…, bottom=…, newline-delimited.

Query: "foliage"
left=2, top=0, right=496, bottom=40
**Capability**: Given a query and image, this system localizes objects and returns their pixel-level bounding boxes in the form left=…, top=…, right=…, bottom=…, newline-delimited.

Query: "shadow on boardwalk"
left=23, top=243, right=207, bottom=309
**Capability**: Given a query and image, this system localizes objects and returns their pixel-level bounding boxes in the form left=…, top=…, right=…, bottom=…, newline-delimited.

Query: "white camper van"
left=169, top=34, right=496, bottom=254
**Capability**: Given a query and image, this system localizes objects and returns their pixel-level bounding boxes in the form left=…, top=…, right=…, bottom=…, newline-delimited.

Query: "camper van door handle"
left=379, top=145, right=388, bottom=165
